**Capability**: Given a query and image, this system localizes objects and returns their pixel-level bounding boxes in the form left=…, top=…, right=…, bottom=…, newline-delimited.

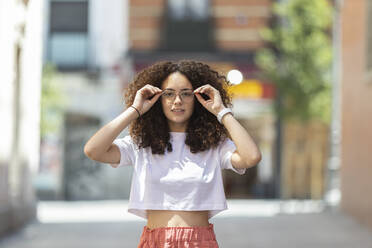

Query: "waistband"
left=142, top=223, right=217, bottom=242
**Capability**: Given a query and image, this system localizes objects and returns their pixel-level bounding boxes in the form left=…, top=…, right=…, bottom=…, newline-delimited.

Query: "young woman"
left=84, top=60, right=262, bottom=247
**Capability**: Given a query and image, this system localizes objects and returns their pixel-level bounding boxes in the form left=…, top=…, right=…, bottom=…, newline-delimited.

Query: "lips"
left=172, top=109, right=185, bottom=114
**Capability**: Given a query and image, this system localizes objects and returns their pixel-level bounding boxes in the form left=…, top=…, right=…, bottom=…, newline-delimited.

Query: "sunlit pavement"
left=1, top=200, right=372, bottom=248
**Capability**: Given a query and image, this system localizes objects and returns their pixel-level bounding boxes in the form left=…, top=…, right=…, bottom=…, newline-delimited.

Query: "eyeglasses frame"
left=161, top=89, right=195, bottom=102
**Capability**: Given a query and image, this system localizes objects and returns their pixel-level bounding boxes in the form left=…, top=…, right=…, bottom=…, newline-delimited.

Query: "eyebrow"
left=164, top=88, right=193, bottom=91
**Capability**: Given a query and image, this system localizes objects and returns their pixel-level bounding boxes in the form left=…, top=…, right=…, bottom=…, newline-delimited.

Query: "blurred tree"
left=255, top=0, right=333, bottom=124
left=40, top=63, right=67, bottom=139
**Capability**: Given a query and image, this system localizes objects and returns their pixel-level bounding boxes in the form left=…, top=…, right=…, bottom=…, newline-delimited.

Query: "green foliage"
left=255, top=0, right=333, bottom=124
left=40, top=63, right=67, bottom=139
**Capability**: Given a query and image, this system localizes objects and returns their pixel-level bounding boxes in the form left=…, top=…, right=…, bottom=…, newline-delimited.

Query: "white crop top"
left=110, top=131, right=246, bottom=220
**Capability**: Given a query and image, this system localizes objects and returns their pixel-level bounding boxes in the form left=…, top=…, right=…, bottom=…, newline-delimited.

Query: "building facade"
left=339, top=0, right=372, bottom=231
left=0, top=0, right=43, bottom=237
left=38, top=0, right=131, bottom=201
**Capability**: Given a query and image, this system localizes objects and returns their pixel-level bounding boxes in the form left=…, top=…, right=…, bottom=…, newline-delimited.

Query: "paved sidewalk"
left=0, top=200, right=371, bottom=248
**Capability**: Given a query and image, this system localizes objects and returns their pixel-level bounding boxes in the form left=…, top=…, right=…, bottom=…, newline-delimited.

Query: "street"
left=1, top=200, right=371, bottom=248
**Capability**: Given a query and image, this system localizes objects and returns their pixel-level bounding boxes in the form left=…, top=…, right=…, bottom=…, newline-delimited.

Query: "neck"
left=168, top=123, right=188, bottom=132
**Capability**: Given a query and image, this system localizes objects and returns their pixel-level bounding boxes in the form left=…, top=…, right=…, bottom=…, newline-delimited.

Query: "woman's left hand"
left=194, top=84, right=225, bottom=116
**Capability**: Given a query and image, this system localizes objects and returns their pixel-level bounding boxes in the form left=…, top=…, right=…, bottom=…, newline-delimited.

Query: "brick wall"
left=128, top=0, right=272, bottom=51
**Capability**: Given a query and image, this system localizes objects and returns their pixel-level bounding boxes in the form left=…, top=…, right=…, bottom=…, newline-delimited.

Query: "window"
left=161, top=0, right=214, bottom=52
left=168, top=0, right=209, bottom=20
left=50, top=1, right=88, bottom=33
left=48, top=1, right=89, bottom=70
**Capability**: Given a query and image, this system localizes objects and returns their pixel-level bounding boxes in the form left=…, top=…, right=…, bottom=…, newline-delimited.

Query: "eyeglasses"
left=161, top=89, right=194, bottom=102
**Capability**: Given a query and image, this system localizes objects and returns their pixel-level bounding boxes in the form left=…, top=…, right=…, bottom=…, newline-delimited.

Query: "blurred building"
left=0, top=0, right=43, bottom=237
left=121, top=0, right=278, bottom=199
left=339, top=0, right=372, bottom=230
left=39, top=0, right=132, bottom=200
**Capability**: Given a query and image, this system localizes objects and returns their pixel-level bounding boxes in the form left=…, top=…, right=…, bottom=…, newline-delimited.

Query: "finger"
left=194, top=88, right=203, bottom=94
left=143, top=85, right=151, bottom=91
left=150, top=92, right=162, bottom=104
left=152, top=87, right=162, bottom=94
left=142, top=88, right=152, bottom=98
left=194, top=86, right=205, bottom=93
left=199, top=85, right=207, bottom=91
left=195, top=93, right=206, bottom=106
left=143, top=89, right=156, bottom=99
left=145, top=85, right=156, bottom=94
left=150, top=86, right=156, bottom=92
left=152, top=89, right=162, bottom=96
left=200, top=88, right=213, bottom=98
left=146, top=87, right=156, bottom=97
left=204, top=86, right=214, bottom=92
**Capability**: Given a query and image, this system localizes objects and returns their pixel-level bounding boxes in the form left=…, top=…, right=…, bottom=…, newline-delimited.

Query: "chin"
left=169, top=117, right=189, bottom=124
left=167, top=113, right=192, bottom=123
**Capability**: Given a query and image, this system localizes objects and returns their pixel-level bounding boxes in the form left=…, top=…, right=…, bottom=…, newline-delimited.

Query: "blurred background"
left=0, top=0, right=371, bottom=247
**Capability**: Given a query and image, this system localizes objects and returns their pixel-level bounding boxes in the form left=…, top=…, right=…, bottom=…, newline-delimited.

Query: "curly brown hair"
left=123, top=60, right=234, bottom=154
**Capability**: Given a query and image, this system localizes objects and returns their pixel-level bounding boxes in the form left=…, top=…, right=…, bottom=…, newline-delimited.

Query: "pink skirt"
left=137, top=223, right=219, bottom=248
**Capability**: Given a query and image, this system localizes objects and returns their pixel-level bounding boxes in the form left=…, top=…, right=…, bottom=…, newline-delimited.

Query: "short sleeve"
left=110, top=135, right=136, bottom=168
left=219, top=138, right=246, bottom=175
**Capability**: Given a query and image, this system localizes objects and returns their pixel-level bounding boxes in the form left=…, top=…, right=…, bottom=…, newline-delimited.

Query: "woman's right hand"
left=131, top=84, right=163, bottom=116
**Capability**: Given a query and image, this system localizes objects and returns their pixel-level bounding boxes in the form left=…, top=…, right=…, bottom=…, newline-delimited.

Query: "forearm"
left=84, top=107, right=138, bottom=158
left=221, top=113, right=262, bottom=165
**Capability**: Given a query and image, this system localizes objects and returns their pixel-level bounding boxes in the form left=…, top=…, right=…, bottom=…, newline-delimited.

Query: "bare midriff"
left=146, top=210, right=210, bottom=229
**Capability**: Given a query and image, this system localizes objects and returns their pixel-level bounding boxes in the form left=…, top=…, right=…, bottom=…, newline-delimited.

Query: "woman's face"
left=161, top=71, right=195, bottom=132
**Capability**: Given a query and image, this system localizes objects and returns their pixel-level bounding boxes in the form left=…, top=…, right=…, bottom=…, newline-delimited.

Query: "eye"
left=163, top=92, right=174, bottom=97
left=181, top=92, right=193, bottom=97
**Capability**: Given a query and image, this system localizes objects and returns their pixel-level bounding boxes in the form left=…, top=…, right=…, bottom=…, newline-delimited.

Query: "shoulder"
left=115, top=134, right=140, bottom=150
left=115, top=134, right=133, bottom=144
left=218, top=136, right=235, bottom=147
left=216, top=136, right=236, bottom=155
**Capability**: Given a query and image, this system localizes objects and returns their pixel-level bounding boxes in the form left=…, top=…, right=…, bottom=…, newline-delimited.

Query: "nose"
left=173, top=94, right=182, bottom=104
